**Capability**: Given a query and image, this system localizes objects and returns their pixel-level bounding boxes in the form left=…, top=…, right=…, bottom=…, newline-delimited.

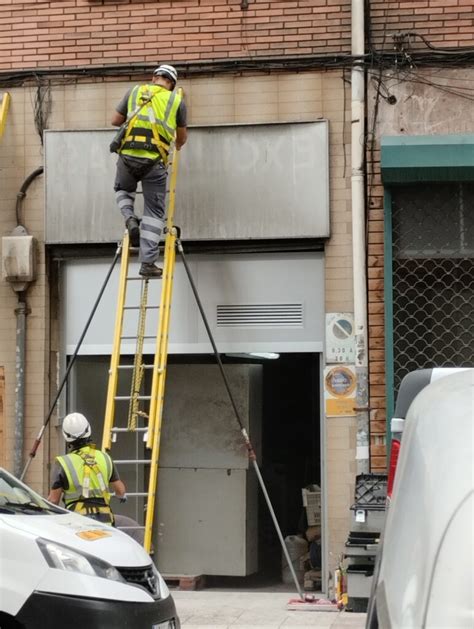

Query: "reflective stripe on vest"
left=56, top=447, right=112, bottom=507
left=119, top=84, right=181, bottom=163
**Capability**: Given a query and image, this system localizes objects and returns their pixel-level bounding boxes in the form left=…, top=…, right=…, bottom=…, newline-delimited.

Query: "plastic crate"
left=346, top=564, right=373, bottom=599
left=302, top=485, right=321, bottom=526
left=353, top=474, right=387, bottom=507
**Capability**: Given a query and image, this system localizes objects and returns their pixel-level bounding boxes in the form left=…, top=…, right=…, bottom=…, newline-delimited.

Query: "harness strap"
left=69, top=500, right=114, bottom=526
left=76, top=449, right=109, bottom=502
left=122, top=85, right=177, bottom=159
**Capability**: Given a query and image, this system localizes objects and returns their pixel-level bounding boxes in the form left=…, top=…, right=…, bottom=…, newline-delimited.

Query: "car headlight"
left=37, top=538, right=125, bottom=583
left=153, top=563, right=169, bottom=599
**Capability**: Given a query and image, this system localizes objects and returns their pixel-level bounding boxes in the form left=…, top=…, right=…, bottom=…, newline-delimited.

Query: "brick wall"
left=369, top=0, right=474, bottom=49
left=0, top=0, right=352, bottom=70
left=366, top=2, right=474, bottom=471
left=366, top=64, right=474, bottom=473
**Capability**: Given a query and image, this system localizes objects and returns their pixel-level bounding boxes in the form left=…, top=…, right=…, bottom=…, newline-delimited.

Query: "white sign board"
left=325, top=313, right=355, bottom=364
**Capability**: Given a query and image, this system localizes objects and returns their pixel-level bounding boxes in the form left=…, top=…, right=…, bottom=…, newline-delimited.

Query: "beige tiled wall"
left=0, top=70, right=355, bottom=566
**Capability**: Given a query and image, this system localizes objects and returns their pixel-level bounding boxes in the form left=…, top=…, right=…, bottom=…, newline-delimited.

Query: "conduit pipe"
left=351, top=0, right=370, bottom=472
left=9, top=168, right=43, bottom=477
left=14, top=295, right=27, bottom=478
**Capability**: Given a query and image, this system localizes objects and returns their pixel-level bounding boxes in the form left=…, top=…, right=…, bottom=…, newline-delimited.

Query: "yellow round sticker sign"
left=324, top=366, right=356, bottom=417
left=325, top=366, right=356, bottom=398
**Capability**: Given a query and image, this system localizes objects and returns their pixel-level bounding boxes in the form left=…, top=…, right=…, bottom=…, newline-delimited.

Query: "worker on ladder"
left=111, top=64, right=188, bottom=278
left=47, top=413, right=127, bottom=525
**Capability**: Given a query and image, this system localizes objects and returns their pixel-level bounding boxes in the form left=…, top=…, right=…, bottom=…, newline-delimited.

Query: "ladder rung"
left=126, top=277, right=146, bottom=281
left=111, top=427, right=148, bottom=432
left=117, top=364, right=154, bottom=370
left=126, top=492, right=149, bottom=497
left=114, top=459, right=151, bottom=464
left=114, top=395, right=151, bottom=400
left=120, top=335, right=156, bottom=340
left=123, top=305, right=159, bottom=310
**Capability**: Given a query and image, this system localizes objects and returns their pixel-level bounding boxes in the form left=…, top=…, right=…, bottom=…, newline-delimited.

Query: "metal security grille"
left=392, top=182, right=474, bottom=394
left=216, top=303, right=304, bottom=327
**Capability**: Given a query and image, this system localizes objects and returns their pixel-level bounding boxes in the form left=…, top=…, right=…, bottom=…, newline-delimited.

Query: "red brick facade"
left=369, top=0, right=474, bottom=48
left=0, top=0, right=353, bottom=70
left=366, top=0, right=474, bottom=471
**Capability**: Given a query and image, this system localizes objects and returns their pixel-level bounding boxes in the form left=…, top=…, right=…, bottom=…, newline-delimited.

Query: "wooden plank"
left=163, top=574, right=206, bottom=591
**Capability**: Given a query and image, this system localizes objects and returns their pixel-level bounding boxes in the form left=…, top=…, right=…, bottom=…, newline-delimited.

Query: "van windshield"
left=0, top=469, right=64, bottom=515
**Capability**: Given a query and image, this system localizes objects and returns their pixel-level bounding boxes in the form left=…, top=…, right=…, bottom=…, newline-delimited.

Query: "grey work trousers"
left=114, top=155, right=167, bottom=263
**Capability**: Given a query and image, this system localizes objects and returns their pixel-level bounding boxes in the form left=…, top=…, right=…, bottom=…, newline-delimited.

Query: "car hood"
left=0, top=512, right=151, bottom=568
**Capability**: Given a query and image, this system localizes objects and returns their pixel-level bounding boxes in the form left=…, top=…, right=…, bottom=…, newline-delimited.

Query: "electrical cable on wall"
left=32, top=79, right=51, bottom=145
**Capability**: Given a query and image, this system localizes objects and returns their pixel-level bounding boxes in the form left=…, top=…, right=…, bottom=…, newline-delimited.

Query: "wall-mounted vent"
left=216, top=303, right=304, bottom=327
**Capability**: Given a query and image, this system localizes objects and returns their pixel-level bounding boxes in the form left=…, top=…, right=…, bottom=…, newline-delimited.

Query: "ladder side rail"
left=102, top=232, right=132, bottom=450
left=144, top=144, right=180, bottom=553
left=0, top=92, right=11, bottom=139
left=144, top=230, right=177, bottom=553
left=146, top=144, right=180, bottom=445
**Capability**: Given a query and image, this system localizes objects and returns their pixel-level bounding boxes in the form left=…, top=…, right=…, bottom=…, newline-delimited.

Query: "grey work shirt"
left=116, top=87, right=187, bottom=127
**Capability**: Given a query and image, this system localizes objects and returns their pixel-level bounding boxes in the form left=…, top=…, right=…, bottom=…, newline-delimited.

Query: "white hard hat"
left=62, top=412, right=91, bottom=443
left=153, top=64, right=178, bottom=85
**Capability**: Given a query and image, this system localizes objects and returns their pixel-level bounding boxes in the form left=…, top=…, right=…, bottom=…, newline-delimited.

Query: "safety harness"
left=57, top=445, right=115, bottom=526
left=119, top=85, right=180, bottom=165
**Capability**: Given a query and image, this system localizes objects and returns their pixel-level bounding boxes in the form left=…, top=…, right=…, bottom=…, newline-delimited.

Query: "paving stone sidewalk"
left=173, top=591, right=366, bottom=629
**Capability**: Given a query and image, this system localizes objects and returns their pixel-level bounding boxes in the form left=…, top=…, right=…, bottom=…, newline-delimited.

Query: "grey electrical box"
left=155, top=364, right=262, bottom=576
left=1, top=228, right=36, bottom=287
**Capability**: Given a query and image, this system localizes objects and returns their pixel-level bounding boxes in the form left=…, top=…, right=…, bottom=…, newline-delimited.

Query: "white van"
left=0, top=467, right=180, bottom=629
left=366, top=369, right=474, bottom=628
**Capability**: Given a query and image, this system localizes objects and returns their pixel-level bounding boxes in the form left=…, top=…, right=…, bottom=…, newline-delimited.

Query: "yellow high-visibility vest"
left=56, top=446, right=112, bottom=508
left=120, top=84, right=182, bottom=164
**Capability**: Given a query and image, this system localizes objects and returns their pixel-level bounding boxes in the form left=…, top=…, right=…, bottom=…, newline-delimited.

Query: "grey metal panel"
left=45, top=130, right=127, bottom=244
left=45, top=122, right=329, bottom=244
left=177, top=122, right=329, bottom=240
left=61, top=252, right=325, bottom=355
left=160, top=364, right=262, bottom=469
left=155, top=468, right=258, bottom=576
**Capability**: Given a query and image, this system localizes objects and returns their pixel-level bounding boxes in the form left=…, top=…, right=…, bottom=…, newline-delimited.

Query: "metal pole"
left=20, top=242, right=122, bottom=481
left=14, top=297, right=27, bottom=478
left=177, top=238, right=305, bottom=600
left=351, top=0, right=370, bottom=473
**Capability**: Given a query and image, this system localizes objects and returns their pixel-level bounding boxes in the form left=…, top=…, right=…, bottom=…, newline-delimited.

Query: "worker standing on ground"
left=111, top=64, right=188, bottom=278
left=47, top=413, right=126, bottom=526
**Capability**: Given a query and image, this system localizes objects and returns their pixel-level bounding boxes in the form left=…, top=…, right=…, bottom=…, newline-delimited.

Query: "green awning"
left=381, top=134, right=474, bottom=183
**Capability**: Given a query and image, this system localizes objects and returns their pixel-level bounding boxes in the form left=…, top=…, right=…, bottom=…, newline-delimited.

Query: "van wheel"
left=0, top=613, right=25, bottom=629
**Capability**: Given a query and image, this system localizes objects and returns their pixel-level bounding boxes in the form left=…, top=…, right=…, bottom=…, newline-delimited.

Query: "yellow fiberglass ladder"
left=0, top=92, right=11, bottom=140
left=102, top=141, right=181, bottom=554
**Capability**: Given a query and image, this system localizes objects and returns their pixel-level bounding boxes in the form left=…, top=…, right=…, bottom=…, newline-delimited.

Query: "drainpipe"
left=14, top=293, right=27, bottom=478
left=351, top=0, right=369, bottom=473
left=2, top=168, right=42, bottom=477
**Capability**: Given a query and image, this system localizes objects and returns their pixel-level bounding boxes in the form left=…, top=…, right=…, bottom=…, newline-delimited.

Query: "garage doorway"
left=69, top=352, right=322, bottom=587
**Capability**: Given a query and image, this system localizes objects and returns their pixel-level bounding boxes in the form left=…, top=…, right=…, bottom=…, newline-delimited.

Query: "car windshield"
left=0, top=469, right=64, bottom=515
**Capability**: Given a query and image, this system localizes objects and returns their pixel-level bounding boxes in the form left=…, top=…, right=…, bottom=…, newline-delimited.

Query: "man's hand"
left=111, top=111, right=126, bottom=127
left=111, top=479, right=127, bottom=500
left=176, top=127, right=187, bottom=150
left=47, top=488, right=63, bottom=505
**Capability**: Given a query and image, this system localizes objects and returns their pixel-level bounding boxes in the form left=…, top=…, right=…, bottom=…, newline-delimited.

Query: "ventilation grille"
left=216, top=303, right=303, bottom=327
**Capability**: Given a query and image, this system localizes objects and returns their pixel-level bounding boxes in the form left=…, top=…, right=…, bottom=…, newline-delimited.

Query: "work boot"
left=126, top=217, right=140, bottom=248
left=139, top=263, right=163, bottom=279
